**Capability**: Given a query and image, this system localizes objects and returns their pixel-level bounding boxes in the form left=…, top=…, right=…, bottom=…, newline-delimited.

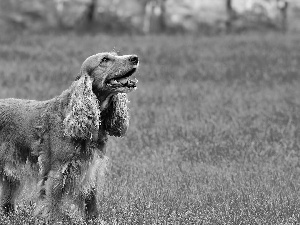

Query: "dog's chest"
left=59, top=151, right=108, bottom=196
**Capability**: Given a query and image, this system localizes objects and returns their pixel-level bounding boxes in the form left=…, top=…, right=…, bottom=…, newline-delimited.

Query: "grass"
left=1, top=30, right=300, bottom=224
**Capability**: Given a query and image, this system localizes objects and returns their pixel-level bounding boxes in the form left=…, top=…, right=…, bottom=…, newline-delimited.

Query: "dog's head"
left=79, top=52, right=139, bottom=97
left=64, top=52, right=139, bottom=140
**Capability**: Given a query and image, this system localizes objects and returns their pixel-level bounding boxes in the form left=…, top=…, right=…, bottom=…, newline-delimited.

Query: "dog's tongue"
left=109, top=79, right=119, bottom=84
left=118, top=77, right=128, bottom=84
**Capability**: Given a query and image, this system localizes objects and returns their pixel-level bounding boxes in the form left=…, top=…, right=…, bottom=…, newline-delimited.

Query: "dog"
left=0, top=52, right=139, bottom=222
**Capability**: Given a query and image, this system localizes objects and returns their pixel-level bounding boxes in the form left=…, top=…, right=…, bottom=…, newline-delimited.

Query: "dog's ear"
left=64, top=74, right=100, bottom=140
left=102, top=93, right=130, bottom=137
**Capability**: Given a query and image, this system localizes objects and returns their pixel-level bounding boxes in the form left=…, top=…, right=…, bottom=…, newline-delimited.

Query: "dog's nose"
left=129, top=55, right=139, bottom=65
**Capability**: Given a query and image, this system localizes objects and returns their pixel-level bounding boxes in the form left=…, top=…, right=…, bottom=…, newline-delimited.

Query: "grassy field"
left=0, top=30, right=300, bottom=224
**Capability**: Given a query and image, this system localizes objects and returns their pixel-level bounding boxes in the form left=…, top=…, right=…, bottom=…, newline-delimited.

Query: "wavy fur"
left=102, top=93, right=129, bottom=137
left=64, top=74, right=100, bottom=140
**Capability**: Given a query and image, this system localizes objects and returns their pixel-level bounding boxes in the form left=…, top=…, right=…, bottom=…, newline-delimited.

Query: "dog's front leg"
left=34, top=170, right=65, bottom=223
left=84, top=189, right=98, bottom=220
left=33, top=124, right=52, bottom=203
left=76, top=151, right=108, bottom=221
left=37, top=155, right=51, bottom=201
left=73, top=189, right=98, bottom=221
left=0, top=173, right=20, bottom=214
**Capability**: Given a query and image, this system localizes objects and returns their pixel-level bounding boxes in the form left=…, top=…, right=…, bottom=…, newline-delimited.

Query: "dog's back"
left=0, top=98, right=48, bottom=167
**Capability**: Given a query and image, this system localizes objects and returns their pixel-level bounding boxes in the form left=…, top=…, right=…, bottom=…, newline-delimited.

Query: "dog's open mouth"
left=106, top=68, right=138, bottom=89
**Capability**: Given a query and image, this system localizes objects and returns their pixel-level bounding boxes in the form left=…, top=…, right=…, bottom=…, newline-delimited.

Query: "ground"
left=0, top=30, right=300, bottom=224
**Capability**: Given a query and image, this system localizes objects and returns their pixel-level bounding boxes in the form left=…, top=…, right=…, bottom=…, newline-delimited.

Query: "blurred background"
left=1, top=0, right=300, bottom=224
left=0, top=0, right=298, bottom=34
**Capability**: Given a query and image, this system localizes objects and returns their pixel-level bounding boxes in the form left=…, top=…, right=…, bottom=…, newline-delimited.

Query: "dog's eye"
left=101, top=57, right=110, bottom=63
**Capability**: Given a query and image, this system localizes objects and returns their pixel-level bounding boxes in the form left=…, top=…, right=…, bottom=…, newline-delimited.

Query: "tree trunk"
left=277, top=0, right=288, bottom=32
left=225, top=0, right=234, bottom=32
left=158, top=0, right=166, bottom=32
left=86, top=0, right=97, bottom=23
left=143, top=1, right=152, bottom=34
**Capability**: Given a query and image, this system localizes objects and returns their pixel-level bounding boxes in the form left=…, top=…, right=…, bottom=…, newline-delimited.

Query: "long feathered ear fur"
left=64, top=74, right=101, bottom=140
left=102, top=93, right=130, bottom=137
